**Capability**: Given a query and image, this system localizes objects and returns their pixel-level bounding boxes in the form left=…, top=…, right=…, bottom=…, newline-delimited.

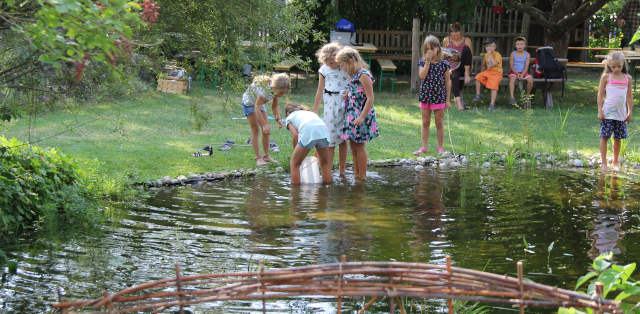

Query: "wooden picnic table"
left=346, top=43, right=377, bottom=68
left=530, top=46, right=622, bottom=51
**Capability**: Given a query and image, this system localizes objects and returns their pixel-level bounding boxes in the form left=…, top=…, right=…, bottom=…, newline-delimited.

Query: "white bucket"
left=299, top=156, right=322, bottom=184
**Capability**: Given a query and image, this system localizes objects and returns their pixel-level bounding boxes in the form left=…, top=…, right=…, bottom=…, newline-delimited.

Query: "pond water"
left=2, top=166, right=640, bottom=312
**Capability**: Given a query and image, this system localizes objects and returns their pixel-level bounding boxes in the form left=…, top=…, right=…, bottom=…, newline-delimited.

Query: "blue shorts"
left=242, top=104, right=266, bottom=116
left=600, top=119, right=628, bottom=139
left=298, top=138, right=330, bottom=150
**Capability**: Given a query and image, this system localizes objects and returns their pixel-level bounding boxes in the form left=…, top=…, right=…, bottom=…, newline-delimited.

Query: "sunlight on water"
left=2, top=167, right=639, bottom=312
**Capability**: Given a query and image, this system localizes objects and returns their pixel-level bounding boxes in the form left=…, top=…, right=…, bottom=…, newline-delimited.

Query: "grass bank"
left=1, top=69, right=638, bottom=183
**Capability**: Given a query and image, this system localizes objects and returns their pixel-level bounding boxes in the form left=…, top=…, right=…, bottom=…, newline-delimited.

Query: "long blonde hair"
left=251, top=73, right=291, bottom=90
left=604, top=51, right=629, bottom=74
left=335, top=47, right=368, bottom=75
left=316, top=42, right=343, bottom=64
left=285, top=103, right=310, bottom=116
left=422, top=35, right=442, bottom=61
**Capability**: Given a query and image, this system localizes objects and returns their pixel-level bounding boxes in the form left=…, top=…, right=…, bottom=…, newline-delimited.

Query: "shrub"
left=0, top=136, right=89, bottom=234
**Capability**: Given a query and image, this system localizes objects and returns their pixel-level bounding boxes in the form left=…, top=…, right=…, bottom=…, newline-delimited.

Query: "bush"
left=0, top=137, right=89, bottom=234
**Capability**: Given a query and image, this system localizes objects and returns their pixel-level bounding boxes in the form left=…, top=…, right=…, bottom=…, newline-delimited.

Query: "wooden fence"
left=54, top=256, right=620, bottom=313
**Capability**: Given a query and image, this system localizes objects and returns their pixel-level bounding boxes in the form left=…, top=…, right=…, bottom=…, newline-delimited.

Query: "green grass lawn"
left=1, top=68, right=638, bottom=183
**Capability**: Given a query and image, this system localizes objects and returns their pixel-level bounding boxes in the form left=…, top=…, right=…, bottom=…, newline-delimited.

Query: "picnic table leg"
left=544, top=82, right=554, bottom=109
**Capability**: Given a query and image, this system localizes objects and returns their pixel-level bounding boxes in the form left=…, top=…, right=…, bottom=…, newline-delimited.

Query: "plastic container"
left=299, top=156, right=322, bottom=184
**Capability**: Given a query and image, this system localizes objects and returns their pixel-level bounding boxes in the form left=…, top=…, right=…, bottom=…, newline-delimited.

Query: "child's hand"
left=353, top=116, right=364, bottom=126
left=517, top=73, right=523, bottom=80
left=425, top=49, right=434, bottom=61
left=341, top=91, right=348, bottom=100
left=627, top=113, right=632, bottom=123
left=277, top=119, right=284, bottom=129
left=446, top=99, right=451, bottom=108
left=598, top=111, right=605, bottom=121
left=464, top=73, right=471, bottom=84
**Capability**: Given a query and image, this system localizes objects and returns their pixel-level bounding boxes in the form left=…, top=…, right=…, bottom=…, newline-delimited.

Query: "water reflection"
left=588, top=173, right=627, bottom=258
left=3, top=167, right=640, bottom=312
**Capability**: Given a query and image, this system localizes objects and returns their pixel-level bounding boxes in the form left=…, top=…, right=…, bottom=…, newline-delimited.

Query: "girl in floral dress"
left=335, top=47, right=379, bottom=180
left=313, top=43, right=350, bottom=175
left=414, top=35, right=451, bottom=155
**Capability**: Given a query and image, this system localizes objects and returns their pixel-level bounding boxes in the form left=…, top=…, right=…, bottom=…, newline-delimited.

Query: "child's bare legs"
left=350, top=141, right=367, bottom=179
left=612, top=138, right=621, bottom=171
left=434, top=109, right=444, bottom=152
left=525, top=76, right=534, bottom=95
left=247, top=114, right=265, bottom=165
left=290, top=145, right=310, bottom=184
left=338, top=142, right=347, bottom=175
left=316, top=147, right=333, bottom=184
left=508, top=76, right=517, bottom=100
left=600, top=137, right=609, bottom=171
left=420, top=108, right=432, bottom=151
left=489, top=89, right=497, bottom=106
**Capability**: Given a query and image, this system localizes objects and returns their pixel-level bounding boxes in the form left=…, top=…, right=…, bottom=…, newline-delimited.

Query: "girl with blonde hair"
left=335, top=47, right=378, bottom=180
left=241, top=73, right=290, bottom=166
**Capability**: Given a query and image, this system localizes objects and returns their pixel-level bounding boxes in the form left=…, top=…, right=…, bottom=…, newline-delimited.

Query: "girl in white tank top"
left=597, top=51, right=634, bottom=171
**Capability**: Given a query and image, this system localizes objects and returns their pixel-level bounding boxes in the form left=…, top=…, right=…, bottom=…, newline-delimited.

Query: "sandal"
left=269, top=140, right=280, bottom=153
left=219, top=139, right=234, bottom=151
left=256, top=157, right=267, bottom=166
left=413, top=147, right=427, bottom=156
left=437, top=147, right=445, bottom=154
left=262, top=155, right=279, bottom=164
left=192, top=146, right=212, bottom=157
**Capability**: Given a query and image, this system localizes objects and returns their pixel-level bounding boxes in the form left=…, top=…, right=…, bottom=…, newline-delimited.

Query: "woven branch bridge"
left=54, top=256, right=619, bottom=313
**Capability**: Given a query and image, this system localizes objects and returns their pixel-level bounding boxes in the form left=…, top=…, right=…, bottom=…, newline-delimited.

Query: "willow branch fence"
left=54, top=256, right=619, bottom=313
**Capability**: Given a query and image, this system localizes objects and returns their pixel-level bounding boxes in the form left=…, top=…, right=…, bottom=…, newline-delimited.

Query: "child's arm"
left=445, top=69, right=451, bottom=107
left=597, top=74, right=608, bottom=121
left=272, top=96, right=283, bottom=129
left=255, top=95, right=270, bottom=130
left=288, top=123, right=299, bottom=148
left=418, top=60, right=429, bottom=80
left=627, top=74, right=633, bottom=123
left=313, top=74, right=325, bottom=113
left=523, top=53, right=531, bottom=76
left=481, top=57, right=487, bottom=72
left=354, top=74, right=374, bottom=126
left=509, top=52, right=516, bottom=73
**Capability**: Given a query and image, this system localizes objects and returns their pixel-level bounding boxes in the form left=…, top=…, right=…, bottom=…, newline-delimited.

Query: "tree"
left=503, top=0, right=611, bottom=57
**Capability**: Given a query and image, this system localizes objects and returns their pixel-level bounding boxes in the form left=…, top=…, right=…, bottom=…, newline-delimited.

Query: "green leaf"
left=576, top=271, right=597, bottom=290
left=593, top=258, right=611, bottom=272
left=66, top=49, right=75, bottom=57
left=523, top=235, right=528, bottom=248
left=630, top=26, right=640, bottom=46
left=548, top=241, right=554, bottom=254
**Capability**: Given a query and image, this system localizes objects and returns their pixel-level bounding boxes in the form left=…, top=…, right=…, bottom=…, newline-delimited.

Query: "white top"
left=319, top=64, right=349, bottom=93
left=603, top=74, right=629, bottom=121
left=285, top=110, right=330, bottom=146
left=241, top=82, right=273, bottom=107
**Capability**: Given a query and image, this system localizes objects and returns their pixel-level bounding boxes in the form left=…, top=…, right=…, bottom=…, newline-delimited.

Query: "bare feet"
left=612, top=163, right=620, bottom=172
left=601, top=163, right=609, bottom=171
left=256, top=157, right=267, bottom=166
left=262, top=155, right=279, bottom=164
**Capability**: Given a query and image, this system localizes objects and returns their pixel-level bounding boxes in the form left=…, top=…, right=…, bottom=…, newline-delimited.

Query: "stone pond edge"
left=137, top=150, right=640, bottom=188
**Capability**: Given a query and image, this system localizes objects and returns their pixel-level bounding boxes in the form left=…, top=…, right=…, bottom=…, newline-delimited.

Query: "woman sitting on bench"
left=443, top=22, right=473, bottom=110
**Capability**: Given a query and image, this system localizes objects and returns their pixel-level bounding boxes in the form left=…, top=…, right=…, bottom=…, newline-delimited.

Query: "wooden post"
left=517, top=261, right=524, bottom=314
left=411, top=18, right=421, bottom=92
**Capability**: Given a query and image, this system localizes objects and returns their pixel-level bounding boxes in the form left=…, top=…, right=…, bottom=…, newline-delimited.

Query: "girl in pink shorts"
left=414, top=35, right=451, bottom=155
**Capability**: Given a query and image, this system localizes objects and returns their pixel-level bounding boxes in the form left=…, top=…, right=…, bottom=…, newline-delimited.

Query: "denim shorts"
left=600, top=119, right=628, bottom=139
left=242, top=103, right=266, bottom=116
left=298, top=138, right=330, bottom=150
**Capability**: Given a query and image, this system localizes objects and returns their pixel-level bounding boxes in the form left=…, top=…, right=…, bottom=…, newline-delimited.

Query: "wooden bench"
left=274, top=61, right=298, bottom=89
left=376, top=58, right=397, bottom=93
left=462, top=56, right=569, bottom=108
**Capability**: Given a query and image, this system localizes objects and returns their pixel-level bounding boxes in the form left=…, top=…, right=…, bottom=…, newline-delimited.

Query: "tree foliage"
left=503, top=0, right=612, bottom=57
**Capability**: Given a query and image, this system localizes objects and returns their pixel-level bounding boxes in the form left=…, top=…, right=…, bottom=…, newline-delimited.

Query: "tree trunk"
left=545, top=28, right=570, bottom=58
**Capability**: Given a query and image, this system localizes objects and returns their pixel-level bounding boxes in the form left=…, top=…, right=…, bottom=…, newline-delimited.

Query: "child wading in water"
left=285, top=103, right=333, bottom=184
left=597, top=51, right=633, bottom=171
left=414, top=35, right=451, bottom=155
left=313, top=43, right=350, bottom=175
left=508, top=36, right=534, bottom=107
left=335, top=47, right=379, bottom=179
left=241, top=73, right=290, bottom=166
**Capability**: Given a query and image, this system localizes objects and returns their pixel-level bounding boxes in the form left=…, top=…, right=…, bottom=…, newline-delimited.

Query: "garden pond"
left=2, top=166, right=640, bottom=312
